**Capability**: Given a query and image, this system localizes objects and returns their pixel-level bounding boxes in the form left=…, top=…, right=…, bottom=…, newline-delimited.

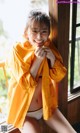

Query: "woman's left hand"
left=44, top=48, right=56, bottom=68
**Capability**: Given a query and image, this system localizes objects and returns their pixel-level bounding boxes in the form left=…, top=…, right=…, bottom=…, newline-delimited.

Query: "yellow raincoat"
left=7, top=39, right=67, bottom=128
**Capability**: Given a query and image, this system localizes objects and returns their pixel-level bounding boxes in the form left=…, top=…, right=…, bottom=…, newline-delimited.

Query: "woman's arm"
left=30, top=47, right=46, bottom=78
left=44, top=48, right=56, bottom=68
left=44, top=47, right=67, bottom=82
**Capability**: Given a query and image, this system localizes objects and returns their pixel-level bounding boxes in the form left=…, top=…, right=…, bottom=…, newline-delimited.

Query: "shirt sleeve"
left=49, top=59, right=67, bottom=82
left=9, top=45, right=37, bottom=90
left=49, top=47, right=67, bottom=82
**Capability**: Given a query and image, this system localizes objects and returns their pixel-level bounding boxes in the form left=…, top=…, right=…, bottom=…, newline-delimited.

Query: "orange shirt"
left=7, top=39, right=67, bottom=128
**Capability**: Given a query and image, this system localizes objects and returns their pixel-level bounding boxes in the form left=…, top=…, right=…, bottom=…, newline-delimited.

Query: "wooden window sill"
left=68, top=91, right=80, bottom=102
left=0, top=121, right=20, bottom=133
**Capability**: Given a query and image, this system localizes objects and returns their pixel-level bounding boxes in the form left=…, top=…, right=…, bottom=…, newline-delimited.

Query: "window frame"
left=70, top=2, right=80, bottom=93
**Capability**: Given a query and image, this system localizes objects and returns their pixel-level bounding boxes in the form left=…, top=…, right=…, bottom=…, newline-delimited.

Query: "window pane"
left=69, top=4, right=72, bottom=41
left=68, top=4, right=72, bottom=92
left=68, top=42, right=71, bottom=92
left=75, top=27, right=80, bottom=89
left=73, top=37, right=80, bottom=88
left=77, top=4, right=80, bottom=24
left=76, top=27, right=80, bottom=37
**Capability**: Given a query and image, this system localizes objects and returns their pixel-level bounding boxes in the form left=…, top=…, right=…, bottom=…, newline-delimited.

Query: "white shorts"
left=27, top=108, right=43, bottom=120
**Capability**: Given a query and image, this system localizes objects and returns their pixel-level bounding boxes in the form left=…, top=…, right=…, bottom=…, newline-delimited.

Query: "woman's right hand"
left=30, top=47, right=46, bottom=78
left=34, top=47, right=46, bottom=60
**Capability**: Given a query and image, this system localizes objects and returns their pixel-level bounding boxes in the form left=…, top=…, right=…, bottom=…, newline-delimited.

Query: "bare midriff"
left=28, top=78, right=42, bottom=111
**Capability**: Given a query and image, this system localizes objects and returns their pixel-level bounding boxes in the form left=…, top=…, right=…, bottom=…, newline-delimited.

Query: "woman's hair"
left=25, top=10, right=50, bottom=33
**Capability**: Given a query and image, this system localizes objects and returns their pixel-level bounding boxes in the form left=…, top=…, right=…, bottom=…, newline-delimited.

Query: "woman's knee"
left=19, top=117, right=41, bottom=133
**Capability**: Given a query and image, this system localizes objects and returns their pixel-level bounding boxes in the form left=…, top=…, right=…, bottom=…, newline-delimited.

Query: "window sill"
left=0, top=121, right=19, bottom=133
left=0, top=120, right=20, bottom=133
left=68, top=91, right=80, bottom=102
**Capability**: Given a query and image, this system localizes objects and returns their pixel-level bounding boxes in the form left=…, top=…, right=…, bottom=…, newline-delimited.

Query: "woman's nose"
left=37, top=33, right=41, bottom=39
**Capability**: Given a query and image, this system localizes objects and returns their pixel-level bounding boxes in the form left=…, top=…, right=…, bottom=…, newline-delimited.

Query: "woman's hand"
left=34, top=47, right=46, bottom=60
left=44, top=48, right=56, bottom=68
left=30, top=47, right=46, bottom=78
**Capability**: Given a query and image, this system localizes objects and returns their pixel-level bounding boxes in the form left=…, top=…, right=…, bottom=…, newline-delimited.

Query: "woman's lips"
left=35, top=41, right=43, bottom=46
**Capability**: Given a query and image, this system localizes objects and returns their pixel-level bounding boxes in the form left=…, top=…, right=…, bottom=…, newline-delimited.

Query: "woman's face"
left=25, top=21, right=50, bottom=47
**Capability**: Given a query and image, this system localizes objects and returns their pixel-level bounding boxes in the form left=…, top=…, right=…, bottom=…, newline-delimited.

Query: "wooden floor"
left=12, top=121, right=80, bottom=133
left=9, top=119, right=56, bottom=133
left=0, top=119, right=79, bottom=133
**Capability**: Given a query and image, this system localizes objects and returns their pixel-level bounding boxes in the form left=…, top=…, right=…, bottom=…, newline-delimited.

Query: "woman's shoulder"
left=13, top=39, right=31, bottom=52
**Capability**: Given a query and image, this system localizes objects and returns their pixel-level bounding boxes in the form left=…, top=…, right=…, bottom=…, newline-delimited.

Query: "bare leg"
left=19, top=117, right=41, bottom=133
left=44, top=108, right=76, bottom=133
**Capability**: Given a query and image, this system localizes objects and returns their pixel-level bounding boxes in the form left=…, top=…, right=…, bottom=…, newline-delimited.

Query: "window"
left=69, top=3, right=80, bottom=93
left=0, top=0, right=48, bottom=122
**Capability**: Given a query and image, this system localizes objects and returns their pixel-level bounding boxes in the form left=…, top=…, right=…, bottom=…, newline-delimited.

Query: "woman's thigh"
left=19, top=117, right=41, bottom=133
left=44, top=108, right=76, bottom=133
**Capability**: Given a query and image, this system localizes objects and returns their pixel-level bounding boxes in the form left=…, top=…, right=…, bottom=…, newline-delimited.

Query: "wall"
left=68, top=97, right=80, bottom=125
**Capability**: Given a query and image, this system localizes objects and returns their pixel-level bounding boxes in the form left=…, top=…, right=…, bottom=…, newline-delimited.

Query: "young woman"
left=7, top=10, right=76, bottom=133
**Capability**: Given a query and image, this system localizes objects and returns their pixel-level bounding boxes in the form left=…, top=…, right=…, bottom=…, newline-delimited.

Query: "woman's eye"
left=42, top=31, right=47, bottom=34
left=32, top=30, right=38, bottom=33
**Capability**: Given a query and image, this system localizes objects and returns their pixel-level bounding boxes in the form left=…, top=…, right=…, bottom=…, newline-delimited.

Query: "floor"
left=73, top=123, right=80, bottom=133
